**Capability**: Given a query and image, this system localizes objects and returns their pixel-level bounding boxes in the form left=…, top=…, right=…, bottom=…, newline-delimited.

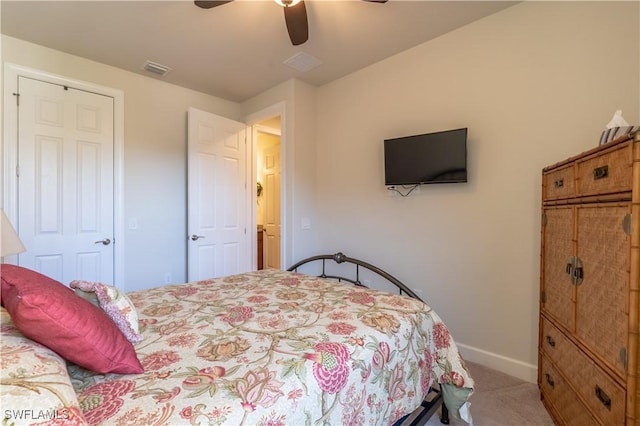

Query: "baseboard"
left=456, top=343, right=538, bottom=384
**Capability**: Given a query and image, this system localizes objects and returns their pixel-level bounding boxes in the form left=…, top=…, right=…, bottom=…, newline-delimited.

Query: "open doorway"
left=255, top=119, right=281, bottom=270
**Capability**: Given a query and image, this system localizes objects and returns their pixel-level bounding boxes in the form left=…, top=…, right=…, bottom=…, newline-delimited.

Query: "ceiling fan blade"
left=283, top=1, right=308, bottom=46
left=362, top=0, right=388, bottom=2
left=194, top=1, right=233, bottom=9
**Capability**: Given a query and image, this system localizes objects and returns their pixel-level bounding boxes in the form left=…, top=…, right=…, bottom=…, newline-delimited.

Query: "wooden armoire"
left=539, top=131, right=640, bottom=425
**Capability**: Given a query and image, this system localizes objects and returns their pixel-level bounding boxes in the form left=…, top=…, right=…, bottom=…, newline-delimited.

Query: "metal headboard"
left=287, top=252, right=423, bottom=303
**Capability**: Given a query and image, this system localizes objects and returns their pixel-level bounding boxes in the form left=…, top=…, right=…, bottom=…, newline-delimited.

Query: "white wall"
left=314, top=1, right=639, bottom=382
left=1, top=36, right=242, bottom=291
left=0, top=9, right=3, bottom=194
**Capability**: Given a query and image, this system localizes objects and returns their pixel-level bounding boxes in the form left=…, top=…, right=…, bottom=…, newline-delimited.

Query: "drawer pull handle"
left=570, top=256, right=584, bottom=285
left=554, top=179, right=564, bottom=188
left=595, top=385, right=611, bottom=410
left=565, top=262, right=573, bottom=275
left=573, top=265, right=584, bottom=284
left=545, top=373, right=555, bottom=389
left=546, top=335, right=556, bottom=348
left=593, top=165, right=609, bottom=180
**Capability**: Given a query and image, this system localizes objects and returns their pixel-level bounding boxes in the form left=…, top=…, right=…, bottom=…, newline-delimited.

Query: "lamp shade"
left=1, top=209, right=25, bottom=257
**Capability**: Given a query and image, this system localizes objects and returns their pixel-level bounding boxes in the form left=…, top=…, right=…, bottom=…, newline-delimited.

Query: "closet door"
left=541, top=206, right=576, bottom=331
left=17, top=76, right=115, bottom=284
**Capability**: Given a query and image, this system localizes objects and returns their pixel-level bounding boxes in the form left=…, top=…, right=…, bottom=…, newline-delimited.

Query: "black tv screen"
left=384, top=128, right=467, bottom=186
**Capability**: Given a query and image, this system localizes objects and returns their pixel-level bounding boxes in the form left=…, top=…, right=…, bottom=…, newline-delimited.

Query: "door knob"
left=190, top=234, right=205, bottom=241
left=94, top=238, right=111, bottom=246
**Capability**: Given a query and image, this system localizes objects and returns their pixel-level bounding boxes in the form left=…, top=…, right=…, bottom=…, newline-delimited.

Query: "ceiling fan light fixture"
left=274, top=0, right=302, bottom=7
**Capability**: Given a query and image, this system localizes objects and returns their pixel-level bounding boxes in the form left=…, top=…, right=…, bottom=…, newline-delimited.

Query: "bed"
left=0, top=252, right=473, bottom=426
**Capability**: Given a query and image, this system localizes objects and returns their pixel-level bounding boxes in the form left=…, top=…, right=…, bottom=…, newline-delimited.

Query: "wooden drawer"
left=540, top=354, right=599, bottom=425
left=540, top=316, right=563, bottom=362
left=541, top=317, right=625, bottom=425
left=544, top=165, right=575, bottom=200
left=576, top=145, right=632, bottom=196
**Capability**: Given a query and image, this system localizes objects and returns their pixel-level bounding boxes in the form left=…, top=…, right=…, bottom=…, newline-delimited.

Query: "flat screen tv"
left=384, top=128, right=467, bottom=186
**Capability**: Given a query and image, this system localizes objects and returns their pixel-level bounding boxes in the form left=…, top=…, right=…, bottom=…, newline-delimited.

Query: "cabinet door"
left=576, top=204, right=630, bottom=377
left=542, top=206, right=576, bottom=331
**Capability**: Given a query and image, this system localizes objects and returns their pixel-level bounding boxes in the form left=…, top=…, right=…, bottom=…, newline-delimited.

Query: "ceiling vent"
left=142, top=60, right=171, bottom=77
left=283, top=52, right=322, bottom=73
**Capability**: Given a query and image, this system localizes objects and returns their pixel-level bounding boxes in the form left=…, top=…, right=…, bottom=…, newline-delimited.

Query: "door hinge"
left=540, top=291, right=546, bottom=304
left=16, top=165, right=20, bottom=178
left=541, top=213, right=547, bottom=226
left=623, top=213, right=632, bottom=236
left=13, top=92, right=20, bottom=106
left=620, top=347, right=628, bottom=370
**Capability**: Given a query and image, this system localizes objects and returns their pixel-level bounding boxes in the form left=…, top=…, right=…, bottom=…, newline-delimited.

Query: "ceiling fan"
left=194, top=0, right=388, bottom=46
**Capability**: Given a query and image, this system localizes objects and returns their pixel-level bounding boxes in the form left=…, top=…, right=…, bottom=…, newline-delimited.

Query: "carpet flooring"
left=426, top=361, right=555, bottom=426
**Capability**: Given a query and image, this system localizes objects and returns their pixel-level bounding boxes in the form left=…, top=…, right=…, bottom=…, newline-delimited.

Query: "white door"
left=187, top=107, right=250, bottom=281
left=17, top=77, right=115, bottom=284
left=263, top=143, right=281, bottom=269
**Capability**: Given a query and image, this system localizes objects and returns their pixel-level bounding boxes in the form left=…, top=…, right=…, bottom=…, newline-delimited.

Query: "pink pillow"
left=0, top=264, right=143, bottom=374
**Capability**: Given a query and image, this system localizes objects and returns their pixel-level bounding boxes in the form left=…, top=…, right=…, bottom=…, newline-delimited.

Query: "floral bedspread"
left=1, top=309, right=87, bottom=425
left=69, top=269, right=473, bottom=425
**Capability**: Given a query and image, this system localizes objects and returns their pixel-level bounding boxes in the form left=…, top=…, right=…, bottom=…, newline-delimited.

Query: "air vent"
left=283, top=52, right=322, bottom=73
left=142, top=60, right=171, bottom=77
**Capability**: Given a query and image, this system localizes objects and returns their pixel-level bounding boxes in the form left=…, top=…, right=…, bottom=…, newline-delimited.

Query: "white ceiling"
left=1, top=1, right=516, bottom=102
